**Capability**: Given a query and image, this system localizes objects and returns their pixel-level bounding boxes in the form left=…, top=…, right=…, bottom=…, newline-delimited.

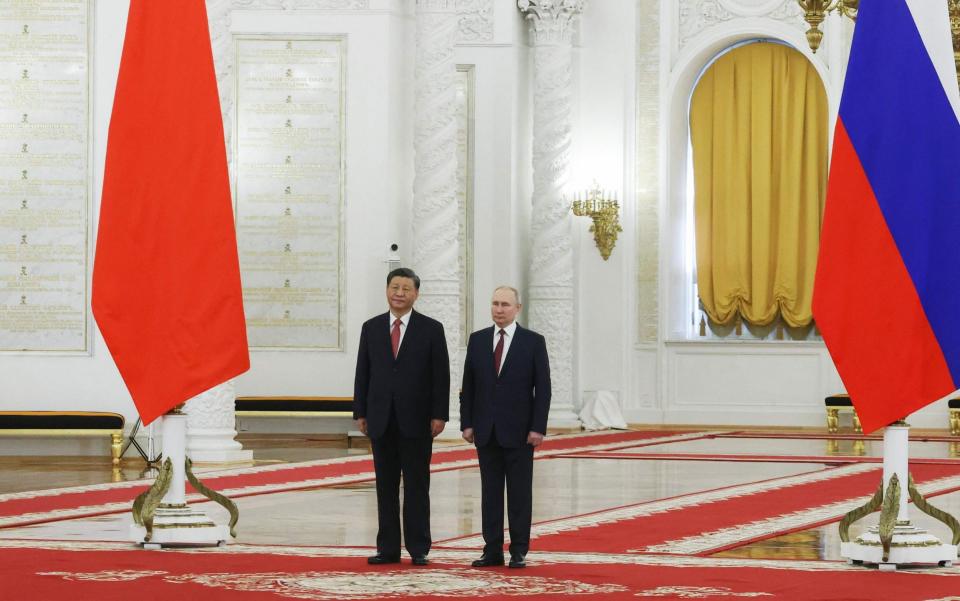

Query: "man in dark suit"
left=460, top=286, right=550, bottom=569
left=354, top=267, right=450, bottom=566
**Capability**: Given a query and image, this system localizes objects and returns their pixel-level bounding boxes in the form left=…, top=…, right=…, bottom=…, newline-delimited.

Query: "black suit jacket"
left=460, top=324, right=551, bottom=448
left=353, top=310, right=450, bottom=439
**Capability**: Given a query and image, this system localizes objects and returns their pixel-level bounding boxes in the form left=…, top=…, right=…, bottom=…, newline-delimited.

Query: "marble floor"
left=2, top=428, right=960, bottom=564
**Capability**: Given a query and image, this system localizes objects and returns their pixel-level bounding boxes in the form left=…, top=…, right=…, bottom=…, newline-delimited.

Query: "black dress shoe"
left=367, top=553, right=401, bottom=565
left=471, top=553, right=505, bottom=567
left=508, top=554, right=526, bottom=568
left=411, top=555, right=429, bottom=566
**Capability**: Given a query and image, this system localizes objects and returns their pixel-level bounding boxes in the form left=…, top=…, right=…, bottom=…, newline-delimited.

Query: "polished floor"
left=2, top=428, right=960, bottom=565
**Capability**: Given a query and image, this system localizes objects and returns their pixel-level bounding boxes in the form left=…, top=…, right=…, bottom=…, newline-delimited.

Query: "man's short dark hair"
left=387, top=267, right=421, bottom=290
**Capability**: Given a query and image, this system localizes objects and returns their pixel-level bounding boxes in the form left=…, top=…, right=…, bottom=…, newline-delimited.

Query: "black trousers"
left=370, top=410, right=433, bottom=557
left=476, top=432, right=534, bottom=557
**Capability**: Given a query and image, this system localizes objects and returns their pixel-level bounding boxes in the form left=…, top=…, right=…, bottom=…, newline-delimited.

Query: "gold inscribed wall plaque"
left=235, top=36, right=345, bottom=350
left=0, top=0, right=90, bottom=353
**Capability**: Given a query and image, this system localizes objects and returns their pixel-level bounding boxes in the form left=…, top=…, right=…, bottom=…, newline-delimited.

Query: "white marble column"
left=412, top=0, right=463, bottom=439
left=519, top=0, right=583, bottom=428
left=184, top=380, right=253, bottom=463
left=412, top=0, right=462, bottom=438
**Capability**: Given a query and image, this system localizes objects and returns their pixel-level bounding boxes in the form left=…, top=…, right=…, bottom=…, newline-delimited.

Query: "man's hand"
left=526, top=431, right=544, bottom=447
left=431, top=419, right=446, bottom=438
left=356, top=417, right=368, bottom=436
left=462, top=427, right=474, bottom=444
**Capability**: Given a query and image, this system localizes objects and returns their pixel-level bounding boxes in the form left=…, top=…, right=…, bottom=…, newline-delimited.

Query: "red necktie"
left=391, top=318, right=402, bottom=359
left=494, top=329, right=505, bottom=374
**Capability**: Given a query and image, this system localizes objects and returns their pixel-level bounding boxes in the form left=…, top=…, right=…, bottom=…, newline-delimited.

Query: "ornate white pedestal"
left=842, top=524, right=955, bottom=570
left=132, top=505, right=232, bottom=548
left=185, top=381, right=253, bottom=464
left=130, top=414, right=235, bottom=547
left=840, top=423, right=958, bottom=570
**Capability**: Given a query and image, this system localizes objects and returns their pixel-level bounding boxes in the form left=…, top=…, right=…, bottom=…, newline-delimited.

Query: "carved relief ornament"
left=518, top=0, right=584, bottom=45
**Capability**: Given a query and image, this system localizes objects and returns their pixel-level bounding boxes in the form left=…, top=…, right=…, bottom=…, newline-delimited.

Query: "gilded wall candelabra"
left=950, top=0, right=960, bottom=73
left=571, top=184, right=622, bottom=261
left=797, top=0, right=858, bottom=52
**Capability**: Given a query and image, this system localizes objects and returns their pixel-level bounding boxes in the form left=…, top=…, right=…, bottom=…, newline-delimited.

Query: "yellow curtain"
left=690, top=42, right=827, bottom=328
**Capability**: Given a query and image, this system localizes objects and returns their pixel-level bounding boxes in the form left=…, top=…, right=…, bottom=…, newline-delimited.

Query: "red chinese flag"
left=92, top=1, right=249, bottom=425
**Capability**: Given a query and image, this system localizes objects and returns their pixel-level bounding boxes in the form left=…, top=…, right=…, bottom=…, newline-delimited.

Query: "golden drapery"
left=690, top=42, right=827, bottom=328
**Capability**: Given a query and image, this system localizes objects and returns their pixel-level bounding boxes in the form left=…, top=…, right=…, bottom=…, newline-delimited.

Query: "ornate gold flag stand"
left=129, top=406, right=238, bottom=548
left=839, top=420, right=959, bottom=570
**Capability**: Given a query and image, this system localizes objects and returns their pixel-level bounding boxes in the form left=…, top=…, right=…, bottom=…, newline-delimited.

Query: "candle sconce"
left=571, top=183, right=622, bottom=261
left=797, top=0, right=858, bottom=53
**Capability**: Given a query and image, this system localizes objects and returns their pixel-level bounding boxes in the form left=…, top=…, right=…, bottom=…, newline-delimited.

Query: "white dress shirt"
left=389, top=310, right=412, bottom=351
left=492, top=321, right=517, bottom=374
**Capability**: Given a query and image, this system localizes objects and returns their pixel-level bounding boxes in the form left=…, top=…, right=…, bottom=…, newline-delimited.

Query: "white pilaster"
left=518, top=0, right=583, bottom=428
left=207, top=0, right=235, bottom=169
left=413, top=0, right=463, bottom=438
left=184, top=381, right=253, bottom=463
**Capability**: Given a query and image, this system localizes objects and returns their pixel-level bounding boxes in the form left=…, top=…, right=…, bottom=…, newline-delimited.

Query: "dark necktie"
left=494, top=329, right=505, bottom=374
left=391, top=318, right=402, bottom=359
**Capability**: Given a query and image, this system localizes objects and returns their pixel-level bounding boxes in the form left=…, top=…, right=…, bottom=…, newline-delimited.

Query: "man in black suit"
left=460, top=286, right=550, bottom=569
left=354, top=267, right=450, bottom=566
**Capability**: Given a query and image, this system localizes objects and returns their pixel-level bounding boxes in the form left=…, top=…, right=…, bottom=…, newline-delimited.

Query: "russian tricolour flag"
left=814, top=0, right=960, bottom=433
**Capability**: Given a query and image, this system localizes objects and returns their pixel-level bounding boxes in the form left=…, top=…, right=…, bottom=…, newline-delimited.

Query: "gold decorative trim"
left=235, top=411, right=353, bottom=418
left=878, top=473, right=901, bottom=562
left=133, top=457, right=173, bottom=542
left=152, top=522, right=217, bottom=529
left=110, top=432, right=122, bottom=466
left=908, top=474, right=960, bottom=545
left=235, top=396, right=352, bottom=402
left=850, top=539, right=945, bottom=548
left=0, top=429, right=120, bottom=436
left=185, top=458, right=239, bottom=538
left=0, top=411, right=123, bottom=418
left=838, top=481, right=883, bottom=543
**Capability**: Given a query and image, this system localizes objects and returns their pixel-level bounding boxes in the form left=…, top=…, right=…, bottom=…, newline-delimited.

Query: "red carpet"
left=1, top=542, right=959, bottom=601
left=441, top=462, right=960, bottom=555
left=0, top=429, right=698, bottom=529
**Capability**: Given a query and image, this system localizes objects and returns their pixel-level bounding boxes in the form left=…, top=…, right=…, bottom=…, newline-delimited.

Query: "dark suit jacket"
left=460, top=324, right=550, bottom=448
left=353, top=310, right=450, bottom=439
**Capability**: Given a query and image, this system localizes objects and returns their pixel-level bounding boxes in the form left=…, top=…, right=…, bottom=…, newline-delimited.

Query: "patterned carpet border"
left=0, top=429, right=713, bottom=529
left=554, top=452, right=960, bottom=465
left=0, top=538, right=953, bottom=573
left=440, top=463, right=960, bottom=556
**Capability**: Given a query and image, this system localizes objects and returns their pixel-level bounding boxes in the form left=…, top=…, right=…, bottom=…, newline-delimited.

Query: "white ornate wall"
left=2, top=0, right=953, bottom=437
left=643, top=0, right=947, bottom=428
left=0, top=0, right=538, bottom=434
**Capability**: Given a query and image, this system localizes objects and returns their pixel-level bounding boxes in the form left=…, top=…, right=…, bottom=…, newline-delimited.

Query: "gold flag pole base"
left=838, top=420, right=958, bottom=570
left=130, top=407, right=238, bottom=548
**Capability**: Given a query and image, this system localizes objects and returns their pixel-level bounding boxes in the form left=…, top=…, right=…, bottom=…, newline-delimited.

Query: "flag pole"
left=839, top=417, right=958, bottom=570
left=130, top=405, right=238, bottom=548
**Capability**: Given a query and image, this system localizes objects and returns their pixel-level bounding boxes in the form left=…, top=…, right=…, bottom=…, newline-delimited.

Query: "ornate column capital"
left=517, top=0, right=584, bottom=45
